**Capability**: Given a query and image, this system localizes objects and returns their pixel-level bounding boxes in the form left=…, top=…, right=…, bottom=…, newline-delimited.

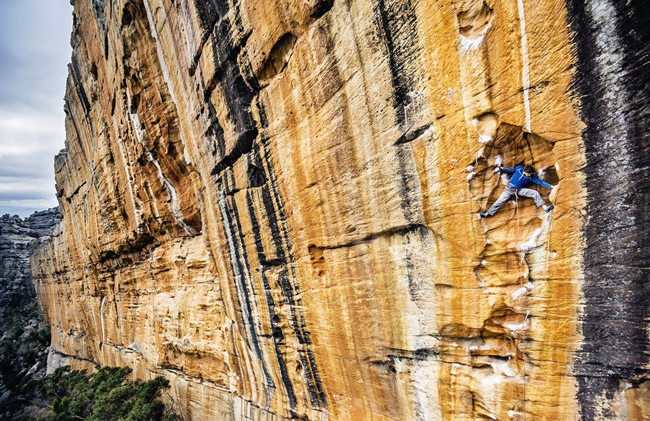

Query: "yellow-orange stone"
left=31, top=0, right=649, bottom=420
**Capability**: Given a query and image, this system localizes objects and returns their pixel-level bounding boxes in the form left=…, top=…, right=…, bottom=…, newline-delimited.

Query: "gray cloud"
left=0, top=0, right=72, bottom=217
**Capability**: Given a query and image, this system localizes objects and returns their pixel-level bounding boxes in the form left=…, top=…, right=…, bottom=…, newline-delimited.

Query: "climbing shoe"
left=479, top=212, right=489, bottom=219
left=544, top=205, right=554, bottom=213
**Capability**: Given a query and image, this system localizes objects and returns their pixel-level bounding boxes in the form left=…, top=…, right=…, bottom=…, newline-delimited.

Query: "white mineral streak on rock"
left=410, top=359, right=442, bottom=420
left=481, top=371, right=503, bottom=387
left=147, top=150, right=195, bottom=236
left=143, top=0, right=192, bottom=165
left=519, top=228, right=542, bottom=251
left=459, top=22, right=492, bottom=53
left=467, top=164, right=477, bottom=180
left=517, top=0, right=531, bottom=132
left=505, top=320, right=527, bottom=333
left=128, top=90, right=194, bottom=235
left=511, top=282, right=533, bottom=300
left=100, top=295, right=106, bottom=344
left=145, top=182, right=162, bottom=221
left=115, top=134, right=142, bottom=229
left=128, top=93, right=146, bottom=147
left=178, top=0, right=198, bottom=61
left=478, top=134, right=493, bottom=144
left=217, top=190, right=272, bottom=407
left=520, top=211, right=552, bottom=251
left=505, top=311, right=530, bottom=334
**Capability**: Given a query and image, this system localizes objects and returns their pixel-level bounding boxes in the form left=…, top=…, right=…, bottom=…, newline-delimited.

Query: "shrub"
left=38, top=366, right=178, bottom=421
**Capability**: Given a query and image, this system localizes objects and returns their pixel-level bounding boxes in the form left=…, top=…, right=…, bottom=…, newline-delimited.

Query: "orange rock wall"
left=32, top=0, right=649, bottom=419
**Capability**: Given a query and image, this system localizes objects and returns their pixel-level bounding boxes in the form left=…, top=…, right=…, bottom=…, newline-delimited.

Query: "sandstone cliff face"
left=32, top=0, right=649, bottom=419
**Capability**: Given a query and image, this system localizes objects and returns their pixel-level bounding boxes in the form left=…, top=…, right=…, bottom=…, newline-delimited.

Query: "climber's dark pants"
left=487, top=186, right=545, bottom=216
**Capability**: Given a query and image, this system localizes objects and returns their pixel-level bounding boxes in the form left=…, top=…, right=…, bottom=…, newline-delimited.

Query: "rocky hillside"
left=0, top=208, right=60, bottom=416
left=32, top=0, right=649, bottom=419
left=0, top=209, right=60, bottom=324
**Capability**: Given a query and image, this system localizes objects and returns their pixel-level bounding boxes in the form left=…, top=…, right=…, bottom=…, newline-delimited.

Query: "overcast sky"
left=0, top=1, right=72, bottom=218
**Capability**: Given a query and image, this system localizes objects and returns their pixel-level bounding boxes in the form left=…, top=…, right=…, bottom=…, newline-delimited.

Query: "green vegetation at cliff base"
left=7, top=366, right=180, bottom=421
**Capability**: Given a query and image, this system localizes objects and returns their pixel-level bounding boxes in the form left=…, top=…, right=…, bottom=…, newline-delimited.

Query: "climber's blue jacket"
left=502, top=165, right=553, bottom=189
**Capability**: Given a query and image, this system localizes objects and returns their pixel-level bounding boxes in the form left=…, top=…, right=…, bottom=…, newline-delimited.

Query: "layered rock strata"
left=0, top=208, right=60, bottom=412
left=32, top=0, right=649, bottom=420
left=0, top=209, right=60, bottom=322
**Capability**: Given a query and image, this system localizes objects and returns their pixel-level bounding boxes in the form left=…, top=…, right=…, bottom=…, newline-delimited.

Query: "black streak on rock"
left=195, top=0, right=326, bottom=410
left=258, top=146, right=328, bottom=409
left=245, top=192, right=298, bottom=416
left=202, top=9, right=258, bottom=174
left=70, top=56, right=93, bottom=119
left=374, top=0, right=420, bottom=128
left=193, top=0, right=228, bottom=33
left=210, top=128, right=258, bottom=176
left=220, top=193, right=276, bottom=394
left=567, top=0, right=650, bottom=417
left=247, top=159, right=267, bottom=188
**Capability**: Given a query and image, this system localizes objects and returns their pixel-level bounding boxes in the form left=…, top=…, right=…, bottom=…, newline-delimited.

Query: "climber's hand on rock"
left=494, top=165, right=502, bottom=173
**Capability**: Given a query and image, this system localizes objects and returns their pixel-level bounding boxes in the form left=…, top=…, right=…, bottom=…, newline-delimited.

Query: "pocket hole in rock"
left=457, top=1, right=494, bottom=39
left=258, top=33, right=297, bottom=84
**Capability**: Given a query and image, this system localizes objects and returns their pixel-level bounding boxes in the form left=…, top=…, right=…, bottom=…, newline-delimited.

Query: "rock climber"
left=479, top=164, right=555, bottom=218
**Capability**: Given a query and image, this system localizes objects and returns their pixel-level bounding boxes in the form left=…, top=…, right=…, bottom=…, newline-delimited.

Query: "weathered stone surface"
left=32, top=0, right=649, bottom=419
left=0, top=209, right=60, bottom=321
left=0, top=208, right=60, bottom=416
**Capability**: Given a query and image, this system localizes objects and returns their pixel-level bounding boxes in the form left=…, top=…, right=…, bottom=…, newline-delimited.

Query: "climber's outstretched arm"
left=500, top=166, right=515, bottom=174
left=531, top=175, right=553, bottom=189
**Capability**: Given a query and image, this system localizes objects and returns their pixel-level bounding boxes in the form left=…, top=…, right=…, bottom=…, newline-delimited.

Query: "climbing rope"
left=515, top=190, right=522, bottom=270
left=545, top=204, right=554, bottom=278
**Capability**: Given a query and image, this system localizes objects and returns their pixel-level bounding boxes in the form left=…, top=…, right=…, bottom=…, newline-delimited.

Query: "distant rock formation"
left=0, top=208, right=60, bottom=416
left=0, top=209, right=60, bottom=322
left=32, top=0, right=649, bottom=419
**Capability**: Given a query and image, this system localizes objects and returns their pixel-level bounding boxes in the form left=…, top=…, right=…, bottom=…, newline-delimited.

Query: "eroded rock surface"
left=32, top=0, right=649, bottom=419
left=0, top=209, right=60, bottom=322
left=0, top=208, right=60, bottom=415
